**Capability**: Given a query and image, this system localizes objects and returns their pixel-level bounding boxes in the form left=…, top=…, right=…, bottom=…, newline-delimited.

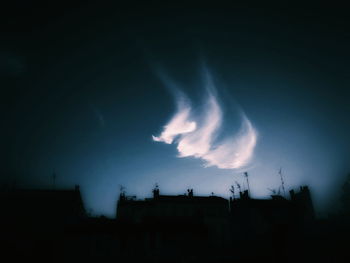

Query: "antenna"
left=235, top=181, right=241, bottom=193
left=118, top=185, right=126, bottom=202
left=267, top=188, right=276, bottom=195
left=229, top=185, right=235, bottom=198
left=278, top=168, right=286, bottom=197
left=153, top=183, right=160, bottom=198
left=244, top=172, right=250, bottom=196
left=119, top=185, right=126, bottom=194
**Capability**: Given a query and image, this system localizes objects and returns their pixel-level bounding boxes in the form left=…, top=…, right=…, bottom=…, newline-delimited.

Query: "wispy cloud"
left=152, top=96, right=196, bottom=144
left=153, top=70, right=258, bottom=170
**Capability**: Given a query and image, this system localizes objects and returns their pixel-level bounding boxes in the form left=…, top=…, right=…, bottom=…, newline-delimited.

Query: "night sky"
left=1, top=2, right=350, bottom=217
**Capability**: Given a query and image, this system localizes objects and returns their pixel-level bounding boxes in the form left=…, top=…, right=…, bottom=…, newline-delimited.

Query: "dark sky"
left=1, top=1, right=350, bottom=216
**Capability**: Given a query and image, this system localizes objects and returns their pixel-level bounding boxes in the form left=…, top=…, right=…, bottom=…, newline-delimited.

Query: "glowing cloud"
left=202, top=115, right=257, bottom=169
left=152, top=96, right=196, bottom=144
left=152, top=72, right=258, bottom=170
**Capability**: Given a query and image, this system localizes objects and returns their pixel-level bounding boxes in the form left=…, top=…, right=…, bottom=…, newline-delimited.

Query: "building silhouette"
left=2, top=182, right=349, bottom=262
left=0, top=186, right=86, bottom=260
left=1, top=185, right=85, bottom=227
left=117, top=185, right=314, bottom=226
left=115, top=184, right=316, bottom=262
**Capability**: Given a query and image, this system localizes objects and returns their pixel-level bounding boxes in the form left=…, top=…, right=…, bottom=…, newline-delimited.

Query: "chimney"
left=187, top=189, right=193, bottom=197
left=153, top=185, right=160, bottom=199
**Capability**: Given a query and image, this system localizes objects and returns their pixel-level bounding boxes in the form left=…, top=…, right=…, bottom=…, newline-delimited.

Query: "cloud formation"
left=152, top=96, right=196, bottom=144
left=153, top=72, right=258, bottom=170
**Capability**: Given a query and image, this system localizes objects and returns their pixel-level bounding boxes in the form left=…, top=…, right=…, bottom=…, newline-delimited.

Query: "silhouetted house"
left=116, top=185, right=315, bottom=257
left=289, top=185, right=315, bottom=222
left=0, top=183, right=318, bottom=262
left=229, top=186, right=315, bottom=239
left=0, top=185, right=86, bottom=234
left=117, top=188, right=228, bottom=223
left=0, top=185, right=87, bottom=259
left=116, top=187, right=230, bottom=261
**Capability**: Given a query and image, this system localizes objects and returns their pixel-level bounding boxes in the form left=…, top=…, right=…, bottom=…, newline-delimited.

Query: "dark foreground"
left=1, top=185, right=350, bottom=262
left=1, top=216, right=350, bottom=263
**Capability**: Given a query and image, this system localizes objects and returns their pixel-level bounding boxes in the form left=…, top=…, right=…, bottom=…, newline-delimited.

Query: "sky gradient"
left=1, top=2, right=350, bottom=217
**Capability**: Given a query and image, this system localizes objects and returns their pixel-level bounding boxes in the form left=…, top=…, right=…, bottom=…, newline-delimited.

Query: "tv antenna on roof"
left=244, top=172, right=250, bottom=195
left=267, top=188, right=276, bottom=195
left=119, top=185, right=126, bottom=194
left=229, top=185, right=235, bottom=198
left=235, top=181, right=241, bottom=193
left=278, top=168, right=286, bottom=197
